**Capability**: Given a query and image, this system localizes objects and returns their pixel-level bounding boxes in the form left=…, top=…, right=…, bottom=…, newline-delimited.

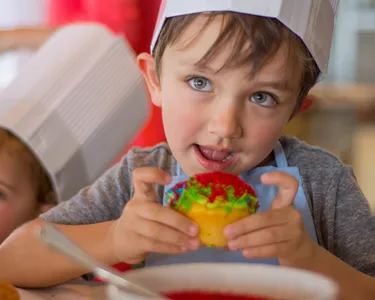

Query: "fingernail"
left=228, top=240, right=237, bottom=250
left=180, top=246, right=188, bottom=252
left=188, top=239, right=200, bottom=250
left=189, top=225, right=199, bottom=236
left=223, top=227, right=232, bottom=238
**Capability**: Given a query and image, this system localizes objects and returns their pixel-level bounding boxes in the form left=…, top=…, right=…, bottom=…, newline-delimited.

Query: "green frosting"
left=166, top=177, right=258, bottom=214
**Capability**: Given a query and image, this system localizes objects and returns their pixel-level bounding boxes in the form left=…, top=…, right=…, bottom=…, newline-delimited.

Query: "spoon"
left=36, top=221, right=169, bottom=299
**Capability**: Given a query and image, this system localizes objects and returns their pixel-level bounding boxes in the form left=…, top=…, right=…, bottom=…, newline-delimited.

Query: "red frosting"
left=193, top=171, right=257, bottom=203
left=165, top=291, right=274, bottom=300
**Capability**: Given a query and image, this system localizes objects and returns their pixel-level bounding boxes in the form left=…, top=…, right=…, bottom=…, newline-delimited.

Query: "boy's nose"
left=207, top=103, right=242, bottom=139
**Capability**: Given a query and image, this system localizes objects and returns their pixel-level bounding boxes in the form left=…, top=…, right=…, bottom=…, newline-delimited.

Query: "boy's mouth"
left=193, top=144, right=238, bottom=171
left=198, top=145, right=236, bottom=162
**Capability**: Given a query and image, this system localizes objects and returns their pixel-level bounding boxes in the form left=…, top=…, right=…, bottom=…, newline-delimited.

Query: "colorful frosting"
left=166, top=171, right=259, bottom=214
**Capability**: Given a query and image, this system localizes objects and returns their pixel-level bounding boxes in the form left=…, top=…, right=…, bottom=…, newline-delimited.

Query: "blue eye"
left=187, top=77, right=212, bottom=92
left=250, top=92, right=276, bottom=107
left=0, top=191, right=6, bottom=201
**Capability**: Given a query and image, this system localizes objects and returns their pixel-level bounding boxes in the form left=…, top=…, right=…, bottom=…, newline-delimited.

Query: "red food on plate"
left=165, top=291, right=274, bottom=300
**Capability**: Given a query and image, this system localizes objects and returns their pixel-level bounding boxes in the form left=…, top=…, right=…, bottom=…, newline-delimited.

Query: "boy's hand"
left=111, top=167, right=200, bottom=264
left=224, top=171, right=317, bottom=266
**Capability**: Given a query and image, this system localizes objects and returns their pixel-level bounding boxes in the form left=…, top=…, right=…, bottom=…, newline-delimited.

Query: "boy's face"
left=0, top=150, right=39, bottom=244
left=139, top=15, right=302, bottom=176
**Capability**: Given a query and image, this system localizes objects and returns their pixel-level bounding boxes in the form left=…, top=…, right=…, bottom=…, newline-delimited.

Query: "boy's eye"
left=0, top=191, right=6, bottom=201
left=250, top=92, right=276, bottom=107
left=188, top=77, right=212, bottom=92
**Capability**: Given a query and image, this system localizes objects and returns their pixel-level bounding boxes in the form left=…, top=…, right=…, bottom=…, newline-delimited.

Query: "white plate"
left=107, top=263, right=338, bottom=300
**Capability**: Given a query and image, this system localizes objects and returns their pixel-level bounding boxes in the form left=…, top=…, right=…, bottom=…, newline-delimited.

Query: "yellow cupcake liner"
left=177, top=202, right=250, bottom=247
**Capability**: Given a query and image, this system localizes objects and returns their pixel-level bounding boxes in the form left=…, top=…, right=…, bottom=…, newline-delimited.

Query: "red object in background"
left=48, top=0, right=142, bottom=51
left=166, top=292, right=273, bottom=300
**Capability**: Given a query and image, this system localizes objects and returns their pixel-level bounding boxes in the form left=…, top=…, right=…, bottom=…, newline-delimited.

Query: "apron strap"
left=274, top=140, right=288, bottom=168
left=177, top=163, right=183, bottom=176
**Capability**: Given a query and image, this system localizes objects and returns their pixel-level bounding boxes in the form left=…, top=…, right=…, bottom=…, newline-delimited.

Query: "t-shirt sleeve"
left=39, top=151, right=133, bottom=224
left=327, top=165, right=375, bottom=276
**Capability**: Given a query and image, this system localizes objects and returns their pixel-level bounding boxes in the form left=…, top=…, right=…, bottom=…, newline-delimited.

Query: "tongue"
left=199, top=146, right=232, bottom=161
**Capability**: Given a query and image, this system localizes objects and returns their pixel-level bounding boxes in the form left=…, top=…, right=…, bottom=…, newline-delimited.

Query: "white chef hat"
left=0, top=23, right=150, bottom=202
left=150, top=0, right=340, bottom=81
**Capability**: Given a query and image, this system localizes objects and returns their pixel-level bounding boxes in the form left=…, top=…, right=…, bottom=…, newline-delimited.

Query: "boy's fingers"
left=132, top=167, right=199, bottom=237
left=227, top=223, right=292, bottom=250
left=138, top=203, right=199, bottom=237
left=261, top=171, right=298, bottom=209
left=136, top=218, right=199, bottom=250
left=137, top=234, right=188, bottom=254
left=224, top=208, right=290, bottom=239
left=132, top=167, right=172, bottom=202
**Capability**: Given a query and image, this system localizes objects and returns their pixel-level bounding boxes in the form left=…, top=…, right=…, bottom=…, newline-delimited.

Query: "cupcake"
left=166, top=171, right=259, bottom=247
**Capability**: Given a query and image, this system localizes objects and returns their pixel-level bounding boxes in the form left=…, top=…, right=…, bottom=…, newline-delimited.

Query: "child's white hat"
left=151, top=0, right=340, bottom=81
left=0, top=23, right=149, bottom=202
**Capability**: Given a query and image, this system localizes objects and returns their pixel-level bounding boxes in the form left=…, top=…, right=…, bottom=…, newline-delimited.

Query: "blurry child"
left=0, top=129, right=55, bottom=243
left=0, top=22, right=148, bottom=243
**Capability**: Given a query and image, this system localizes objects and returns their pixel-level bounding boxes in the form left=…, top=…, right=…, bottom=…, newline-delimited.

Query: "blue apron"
left=145, top=141, right=317, bottom=266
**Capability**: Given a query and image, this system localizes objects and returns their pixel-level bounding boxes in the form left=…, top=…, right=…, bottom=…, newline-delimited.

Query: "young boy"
left=0, top=23, right=148, bottom=243
left=1, top=1, right=374, bottom=299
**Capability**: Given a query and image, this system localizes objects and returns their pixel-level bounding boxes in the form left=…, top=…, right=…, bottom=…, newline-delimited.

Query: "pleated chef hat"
left=151, top=0, right=340, bottom=82
left=0, top=23, right=150, bottom=202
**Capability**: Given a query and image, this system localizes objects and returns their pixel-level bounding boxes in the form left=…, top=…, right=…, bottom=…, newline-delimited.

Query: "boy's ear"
left=137, top=52, right=162, bottom=107
left=298, top=95, right=314, bottom=113
left=289, top=95, right=315, bottom=120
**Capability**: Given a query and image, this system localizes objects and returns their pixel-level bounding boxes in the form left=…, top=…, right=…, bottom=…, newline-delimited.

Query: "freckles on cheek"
left=249, top=120, right=283, bottom=142
left=256, top=125, right=282, bottom=140
left=164, top=96, right=198, bottom=124
left=177, top=110, right=195, bottom=124
left=245, top=118, right=285, bottom=157
left=169, top=109, right=201, bottom=137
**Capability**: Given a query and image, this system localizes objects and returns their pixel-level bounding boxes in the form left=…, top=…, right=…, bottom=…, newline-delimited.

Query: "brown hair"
left=153, top=12, right=320, bottom=113
left=0, top=129, right=56, bottom=205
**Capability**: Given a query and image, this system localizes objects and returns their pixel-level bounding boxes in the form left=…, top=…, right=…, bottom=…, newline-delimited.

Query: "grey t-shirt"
left=40, top=135, right=375, bottom=276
